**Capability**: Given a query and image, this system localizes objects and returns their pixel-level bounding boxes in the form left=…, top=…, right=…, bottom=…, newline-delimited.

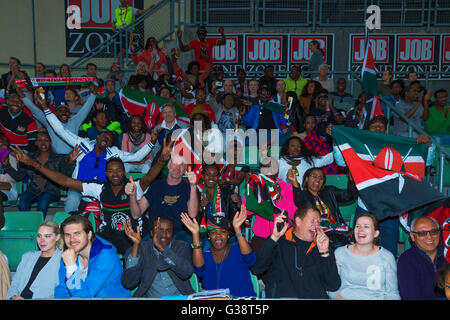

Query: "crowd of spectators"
left=0, top=18, right=448, bottom=300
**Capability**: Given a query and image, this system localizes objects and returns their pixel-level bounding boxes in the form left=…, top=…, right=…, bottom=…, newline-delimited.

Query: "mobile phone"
left=276, top=211, right=288, bottom=232
left=215, top=81, right=223, bottom=87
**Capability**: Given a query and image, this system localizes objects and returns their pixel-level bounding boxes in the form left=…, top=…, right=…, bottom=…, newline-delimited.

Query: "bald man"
left=397, top=216, right=446, bottom=300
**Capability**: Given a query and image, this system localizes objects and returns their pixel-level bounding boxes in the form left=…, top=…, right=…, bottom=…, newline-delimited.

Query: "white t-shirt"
left=277, top=152, right=334, bottom=187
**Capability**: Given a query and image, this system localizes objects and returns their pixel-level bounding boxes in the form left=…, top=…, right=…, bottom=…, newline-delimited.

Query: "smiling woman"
left=181, top=206, right=257, bottom=298
left=327, top=213, right=400, bottom=300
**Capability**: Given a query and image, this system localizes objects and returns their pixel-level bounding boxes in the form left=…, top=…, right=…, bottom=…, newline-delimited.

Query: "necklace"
left=212, top=245, right=229, bottom=289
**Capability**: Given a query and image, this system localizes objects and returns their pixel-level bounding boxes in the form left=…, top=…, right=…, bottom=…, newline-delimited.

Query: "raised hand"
left=150, top=127, right=163, bottom=144
left=270, top=213, right=289, bottom=242
left=186, top=170, right=197, bottom=186
left=89, top=83, right=99, bottom=95
left=10, top=146, right=33, bottom=166
left=125, top=175, right=137, bottom=197
left=316, top=226, right=330, bottom=254
left=68, top=145, right=82, bottom=163
left=160, top=138, right=175, bottom=162
left=124, top=220, right=141, bottom=245
left=180, top=212, right=199, bottom=235
left=286, top=168, right=299, bottom=187
left=176, top=29, right=183, bottom=39
left=232, top=205, right=247, bottom=233
left=33, top=89, right=48, bottom=110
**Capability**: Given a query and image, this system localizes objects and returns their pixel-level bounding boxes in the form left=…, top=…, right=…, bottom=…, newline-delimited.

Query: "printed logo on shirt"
left=17, top=126, right=26, bottom=132
left=111, top=212, right=130, bottom=231
left=162, top=195, right=180, bottom=206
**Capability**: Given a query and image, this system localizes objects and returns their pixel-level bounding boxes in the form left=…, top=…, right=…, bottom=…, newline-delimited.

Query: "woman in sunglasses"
left=328, top=213, right=400, bottom=300
left=397, top=216, right=447, bottom=300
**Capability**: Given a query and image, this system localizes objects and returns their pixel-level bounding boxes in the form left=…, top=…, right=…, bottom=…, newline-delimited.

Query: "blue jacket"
left=241, top=103, right=289, bottom=134
left=54, top=236, right=130, bottom=298
left=397, top=243, right=446, bottom=300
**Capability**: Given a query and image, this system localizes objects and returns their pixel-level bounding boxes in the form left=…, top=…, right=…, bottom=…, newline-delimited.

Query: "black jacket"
left=251, top=228, right=341, bottom=299
left=121, top=239, right=195, bottom=297
left=293, top=179, right=358, bottom=226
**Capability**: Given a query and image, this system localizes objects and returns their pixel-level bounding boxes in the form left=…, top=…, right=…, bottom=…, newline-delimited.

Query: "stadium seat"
left=190, top=273, right=200, bottom=293
left=325, top=174, right=357, bottom=224
left=0, top=236, right=37, bottom=271
left=325, top=174, right=348, bottom=189
left=126, top=172, right=145, bottom=181
left=0, top=211, right=43, bottom=271
left=250, top=271, right=260, bottom=298
left=0, top=211, right=44, bottom=232
left=53, top=212, right=97, bottom=233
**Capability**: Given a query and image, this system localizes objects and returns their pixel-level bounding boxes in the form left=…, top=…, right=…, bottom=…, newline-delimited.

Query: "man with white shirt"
left=151, top=103, right=188, bottom=159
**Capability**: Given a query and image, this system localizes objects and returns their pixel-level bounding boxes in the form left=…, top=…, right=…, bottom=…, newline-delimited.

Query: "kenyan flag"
left=332, top=125, right=445, bottom=220
left=242, top=173, right=281, bottom=221
left=361, top=40, right=383, bottom=120
left=119, top=87, right=190, bottom=129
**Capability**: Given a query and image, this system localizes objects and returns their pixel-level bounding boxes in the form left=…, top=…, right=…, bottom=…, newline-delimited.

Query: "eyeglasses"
left=318, top=95, right=328, bottom=99
left=411, top=228, right=440, bottom=238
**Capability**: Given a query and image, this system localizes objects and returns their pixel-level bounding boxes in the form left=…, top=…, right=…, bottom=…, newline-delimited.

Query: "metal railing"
left=69, top=0, right=184, bottom=73
left=186, top=0, right=449, bottom=31
left=381, top=95, right=450, bottom=194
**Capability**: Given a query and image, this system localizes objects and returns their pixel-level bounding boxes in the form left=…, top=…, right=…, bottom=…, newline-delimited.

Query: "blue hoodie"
left=54, top=235, right=130, bottom=298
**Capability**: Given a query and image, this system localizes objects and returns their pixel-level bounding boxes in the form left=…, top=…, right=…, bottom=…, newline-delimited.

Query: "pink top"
left=121, top=132, right=152, bottom=161
left=246, top=178, right=297, bottom=238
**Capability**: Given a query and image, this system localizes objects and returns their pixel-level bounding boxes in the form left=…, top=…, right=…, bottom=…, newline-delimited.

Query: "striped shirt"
left=0, top=106, right=37, bottom=149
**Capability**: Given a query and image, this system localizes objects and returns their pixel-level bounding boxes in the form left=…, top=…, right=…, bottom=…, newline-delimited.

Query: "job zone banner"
left=349, top=33, right=443, bottom=80
left=290, top=34, right=334, bottom=69
left=349, top=34, right=395, bottom=76
left=245, top=34, right=289, bottom=76
left=206, top=34, right=334, bottom=78
left=65, top=0, right=143, bottom=57
left=440, top=35, right=450, bottom=79
left=206, top=34, right=243, bottom=75
left=396, top=35, right=441, bottom=79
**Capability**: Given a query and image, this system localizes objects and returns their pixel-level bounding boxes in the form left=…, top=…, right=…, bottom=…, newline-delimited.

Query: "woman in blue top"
left=181, top=206, right=256, bottom=297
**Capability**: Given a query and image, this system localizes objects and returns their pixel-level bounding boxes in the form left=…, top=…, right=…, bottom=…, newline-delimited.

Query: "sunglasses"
left=411, top=228, right=440, bottom=238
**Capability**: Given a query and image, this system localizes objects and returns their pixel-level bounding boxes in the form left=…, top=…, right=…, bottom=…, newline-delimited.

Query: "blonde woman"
left=6, top=221, right=63, bottom=299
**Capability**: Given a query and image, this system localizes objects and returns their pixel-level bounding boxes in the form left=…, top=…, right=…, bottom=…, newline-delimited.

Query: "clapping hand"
left=232, top=205, right=247, bottom=233
left=180, top=212, right=200, bottom=235
left=124, top=220, right=141, bottom=245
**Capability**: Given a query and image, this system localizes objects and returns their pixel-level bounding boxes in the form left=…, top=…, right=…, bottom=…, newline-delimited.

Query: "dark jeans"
left=19, top=191, right=60, bottom=218
left=355, top=205, right=399, bottom=258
